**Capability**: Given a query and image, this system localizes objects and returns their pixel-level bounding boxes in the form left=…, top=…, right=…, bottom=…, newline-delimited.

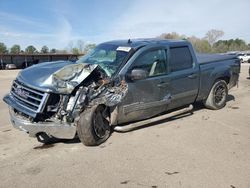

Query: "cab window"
left=131, top=49, right=167, bottom=77
left=169, top=46, right=193, bottom=72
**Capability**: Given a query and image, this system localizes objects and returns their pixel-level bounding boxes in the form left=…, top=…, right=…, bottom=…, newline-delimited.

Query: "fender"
left=197, top=64, right=231, bottom=101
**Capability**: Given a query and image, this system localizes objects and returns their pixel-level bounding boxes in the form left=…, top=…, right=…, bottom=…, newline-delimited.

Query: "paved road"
left=0, top=65, right=250, bottom=188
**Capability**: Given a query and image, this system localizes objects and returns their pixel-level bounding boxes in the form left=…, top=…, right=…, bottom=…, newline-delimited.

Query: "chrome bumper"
left=9, top=108, right=76, bottom=139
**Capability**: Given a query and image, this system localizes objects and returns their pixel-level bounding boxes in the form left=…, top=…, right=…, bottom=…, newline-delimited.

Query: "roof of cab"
left=102, top=38, right=189, bottom=50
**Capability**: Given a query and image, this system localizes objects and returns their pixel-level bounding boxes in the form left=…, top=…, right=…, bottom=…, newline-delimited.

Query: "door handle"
left=157, top=82, right=169, bottom=88
left=187, top=74, right=198, bottom=79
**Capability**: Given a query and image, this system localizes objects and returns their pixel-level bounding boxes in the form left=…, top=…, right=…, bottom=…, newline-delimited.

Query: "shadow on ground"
left=114, top=94, right=235, bottom=133
left=43, top=94, right=235, bottom=146
left=34, top=136, right=81, bottom=149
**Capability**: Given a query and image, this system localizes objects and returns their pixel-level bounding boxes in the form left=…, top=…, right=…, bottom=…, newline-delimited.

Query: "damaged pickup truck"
left=3, top=39, right=240, bottom=146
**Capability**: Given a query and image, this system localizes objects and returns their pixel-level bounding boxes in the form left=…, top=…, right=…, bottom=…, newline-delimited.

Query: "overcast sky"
left=0, top=0, right=249, bottom=49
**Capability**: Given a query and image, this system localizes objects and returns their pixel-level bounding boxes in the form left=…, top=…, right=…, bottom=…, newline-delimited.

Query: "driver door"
left=117, top=48, right=171, bottom=124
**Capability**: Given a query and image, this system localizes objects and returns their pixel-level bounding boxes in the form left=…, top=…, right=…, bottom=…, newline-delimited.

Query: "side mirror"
left=129, top=68, right=148, bottom=81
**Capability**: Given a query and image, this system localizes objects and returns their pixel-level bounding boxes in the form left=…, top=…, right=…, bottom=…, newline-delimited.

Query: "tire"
left=204, top=80, right=228, bottom=110
left=77, top=105, right=111, bottom=146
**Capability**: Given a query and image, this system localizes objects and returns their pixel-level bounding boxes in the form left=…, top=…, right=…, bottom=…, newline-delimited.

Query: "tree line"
left=159, top=29, right=250, bottom=53
left=0, top=43, right=59, bottom=54
left=1, top=30, right=249, bottom=54
left=0, top=40, right=96, bottom=55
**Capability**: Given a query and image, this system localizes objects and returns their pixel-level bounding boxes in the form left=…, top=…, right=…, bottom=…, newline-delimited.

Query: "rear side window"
left=169, top=46, right=193, bottom=72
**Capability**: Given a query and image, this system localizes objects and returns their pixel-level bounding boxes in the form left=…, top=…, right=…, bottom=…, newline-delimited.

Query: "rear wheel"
left=204, top=80, right=228, bottom=110
left=77, top=105, right=111, bottom=146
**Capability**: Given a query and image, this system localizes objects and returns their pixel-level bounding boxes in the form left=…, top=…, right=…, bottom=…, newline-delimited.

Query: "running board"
left=113, top=104, right=193, bottom=132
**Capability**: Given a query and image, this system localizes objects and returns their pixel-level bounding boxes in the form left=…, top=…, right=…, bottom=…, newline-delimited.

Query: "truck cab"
left=116, top=40, right=199, bottom=124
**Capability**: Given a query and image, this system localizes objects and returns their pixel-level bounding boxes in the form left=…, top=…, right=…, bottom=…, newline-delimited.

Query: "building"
left=0, top=54, right=83, bottom=69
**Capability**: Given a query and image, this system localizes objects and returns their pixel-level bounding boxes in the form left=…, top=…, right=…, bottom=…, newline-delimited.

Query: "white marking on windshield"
left=116, top=46, right=131, bottom=52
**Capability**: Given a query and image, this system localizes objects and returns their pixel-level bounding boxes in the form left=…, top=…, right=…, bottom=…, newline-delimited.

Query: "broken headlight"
left=42, top=64, right=84, bottom=93
left=43, top=63, right=98, bottom=93
left=53, top=64, right=84, bottom=81
left=52, top=64, right=84, bottom=92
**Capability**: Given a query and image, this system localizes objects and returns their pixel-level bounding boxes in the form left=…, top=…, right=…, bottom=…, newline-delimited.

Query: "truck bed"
left=197, top=54, right=237, bottom=64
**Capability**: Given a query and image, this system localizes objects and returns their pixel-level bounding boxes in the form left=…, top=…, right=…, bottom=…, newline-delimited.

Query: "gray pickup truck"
left=3, top=39, right=240, bottom=146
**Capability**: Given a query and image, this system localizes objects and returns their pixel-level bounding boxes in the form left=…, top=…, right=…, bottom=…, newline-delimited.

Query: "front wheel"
left=204, top=80, right=228, bottom=110
left=77, top=105, right=111, bottom=146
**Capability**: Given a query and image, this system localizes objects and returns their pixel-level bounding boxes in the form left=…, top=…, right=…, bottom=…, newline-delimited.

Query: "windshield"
left=76, top=44, right=131, bottom=76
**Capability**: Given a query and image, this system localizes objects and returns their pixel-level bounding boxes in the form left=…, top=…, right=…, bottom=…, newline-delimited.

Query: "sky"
left=0, top=0, right=249, bottom=50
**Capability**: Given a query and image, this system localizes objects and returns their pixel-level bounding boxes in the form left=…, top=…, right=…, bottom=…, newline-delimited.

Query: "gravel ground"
left=0, top=65, right=250, bottom=188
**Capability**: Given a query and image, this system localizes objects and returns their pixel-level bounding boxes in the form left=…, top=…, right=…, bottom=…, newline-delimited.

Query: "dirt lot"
left=0, top=65, right=250, bottom=188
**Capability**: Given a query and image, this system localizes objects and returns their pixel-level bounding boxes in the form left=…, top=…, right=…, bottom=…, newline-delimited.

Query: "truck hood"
left=17, top=61, right=98, bottom=94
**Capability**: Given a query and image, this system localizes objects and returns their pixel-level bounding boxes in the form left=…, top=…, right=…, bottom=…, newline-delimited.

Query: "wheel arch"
left=209, top=67, right=231, bottom=91
left=215, top=76, right=230, bottom=84
left=198, top=68, right=231, bottom=102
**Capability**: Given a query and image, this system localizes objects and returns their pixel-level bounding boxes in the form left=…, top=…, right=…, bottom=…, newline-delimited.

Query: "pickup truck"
left=3, top=39, right=240, bottom=146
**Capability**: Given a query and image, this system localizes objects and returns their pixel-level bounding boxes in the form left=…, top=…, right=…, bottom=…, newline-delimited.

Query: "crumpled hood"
left=17, top=61, right=97, bottom=93
left=18, top=61, right=73, bottom=84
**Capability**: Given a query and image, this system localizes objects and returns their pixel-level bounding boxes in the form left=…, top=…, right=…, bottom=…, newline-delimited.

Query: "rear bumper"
left=8, top=108, right=76, bottom=139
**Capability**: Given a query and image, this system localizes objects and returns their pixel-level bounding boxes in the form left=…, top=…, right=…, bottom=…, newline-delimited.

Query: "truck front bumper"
left=8, top=108, right=76, bottom=139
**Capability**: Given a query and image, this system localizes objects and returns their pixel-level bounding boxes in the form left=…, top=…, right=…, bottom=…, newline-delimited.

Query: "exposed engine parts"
left=43, top=64, right=128, bottom=125
left=90, top=79, right=128, bottom=107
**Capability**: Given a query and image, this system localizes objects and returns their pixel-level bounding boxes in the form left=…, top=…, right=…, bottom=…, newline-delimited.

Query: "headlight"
left=42, top=64, right=84, bottom=93
left=43, top=63, right=98, bottom=93
left=53, top=64, right=84, bottom=81
left=51, top=64, right=84, bottom=92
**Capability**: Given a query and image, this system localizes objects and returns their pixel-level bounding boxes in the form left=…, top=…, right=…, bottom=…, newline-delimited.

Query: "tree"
left=77, top=40, right=85, bottom=53
left=187, top=36, right=211, bottom=53
left=50, top=48, right=56, bottom=53
left=84, top=44, right=96, bottom=53
left=205, top=29, right=224, bottom=46
left=232, top=38, right=248, bottom=51
left=212, top=40, right=229, bottom=53
left=72, top=47, right=80, bottom=54
left=25, top=45, right=37, bottom=54
left=0, top=42, right=8, bottom=54
left=157, top=30, right=250, bottom=53
left=212, top=38, right=249, bottom=53
left=159, top=32, right=186, bottom=40
left=41, top=45, right=49, bottom=53
left=10, top=44, right=21, bottom=54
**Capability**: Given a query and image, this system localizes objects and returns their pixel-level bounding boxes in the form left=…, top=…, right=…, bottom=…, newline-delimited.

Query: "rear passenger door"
left=167, top=46, right=199, bottom=109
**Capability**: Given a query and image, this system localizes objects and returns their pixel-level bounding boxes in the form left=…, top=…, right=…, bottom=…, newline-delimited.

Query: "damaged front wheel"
left=77, top=105, right=111, bottom=146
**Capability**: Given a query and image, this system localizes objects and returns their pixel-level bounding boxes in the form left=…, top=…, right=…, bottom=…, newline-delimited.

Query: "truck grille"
left=10, top=80, right=49, bottom=113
